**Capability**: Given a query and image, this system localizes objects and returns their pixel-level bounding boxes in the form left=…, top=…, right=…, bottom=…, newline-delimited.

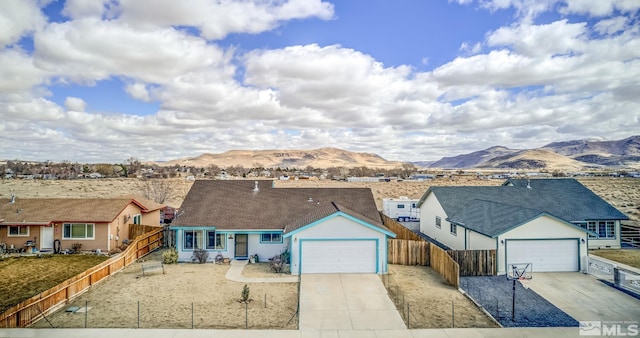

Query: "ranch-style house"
left=0, top=196, right=164, bottom=254
left=417, top=178, right=629, bottom=273
left=170, top=180, right=396, bottom=274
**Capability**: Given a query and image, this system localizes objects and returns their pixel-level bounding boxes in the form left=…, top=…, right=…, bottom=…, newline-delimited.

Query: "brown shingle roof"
left=282, top=202, right=388, bottom=234
left=172, top=180, right=387, bottom=232
left=0, top=197, right=163, bottom=225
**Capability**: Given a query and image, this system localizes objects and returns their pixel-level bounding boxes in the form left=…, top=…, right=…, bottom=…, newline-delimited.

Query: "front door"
left=234, top=234, right=248, bottom=258
left=40, top=226, right=54, bottom=251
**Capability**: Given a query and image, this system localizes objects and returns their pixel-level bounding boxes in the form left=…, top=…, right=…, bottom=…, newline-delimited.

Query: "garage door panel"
left=506, top=239, right=578, bottom=272
left=301, top=240, right=377, bottom=274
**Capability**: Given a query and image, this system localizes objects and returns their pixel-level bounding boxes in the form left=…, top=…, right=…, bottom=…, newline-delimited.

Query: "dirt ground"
left=384, top=265, right=499, bottom=329
left=32, top=249, right=298, bottom=329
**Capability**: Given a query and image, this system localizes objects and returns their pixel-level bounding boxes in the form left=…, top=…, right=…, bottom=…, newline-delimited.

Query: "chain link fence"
left=32, top=294, right=298, bottom=329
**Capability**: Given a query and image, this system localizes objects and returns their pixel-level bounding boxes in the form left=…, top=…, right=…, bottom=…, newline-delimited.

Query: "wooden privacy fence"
left=129, top=224, right=163, bottom=240
left=387, top=239, right=429, bottom=265
left=382, top=213, right=496, bottom=279
left=380, top=213, right=423, bottom=241
left=387, top=239, right=459, bottom=288
left=0, top=227, right=163, bottom=328
left=447, top=249, right=496, bottom=276
left=430, top=244, right=459, bottom=289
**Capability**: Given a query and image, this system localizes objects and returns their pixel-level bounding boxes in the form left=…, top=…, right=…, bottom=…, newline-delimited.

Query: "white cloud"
left=561, top=0, right=640, bottom=17
left=116, top=0, right=334, bottom=40
left=1, top=0, right=639, bottom=163
left=64, top=96, right=86, bottom=111
left=486, top=20, right=587, bottom=57
left=61, top=0, right=111, bottom=19
left=593, top=16, right=628, bottom=35
left=0, top=0, right=46, bottom=46
left=33, top=18, right=230, bottom=84
left=124, top=82, right=151, bottom=102
left=0, top=49, right=50, bottom=92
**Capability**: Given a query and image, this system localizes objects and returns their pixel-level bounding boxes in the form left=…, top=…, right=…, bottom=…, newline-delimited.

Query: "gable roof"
left=282, top=202, right=392, bottom=236
left=171, top=180, right=389, bottom=233
left=420, top=178, right=628, bottom=224
left=0, top=197, right=163, bottom=225
left=418, top=178, right=628, bottom=236
left=446, top=199, right=590, bottom=237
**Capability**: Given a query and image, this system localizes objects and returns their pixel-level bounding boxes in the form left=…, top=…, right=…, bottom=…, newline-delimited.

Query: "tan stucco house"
left=0, top=196, right=164, bottom=254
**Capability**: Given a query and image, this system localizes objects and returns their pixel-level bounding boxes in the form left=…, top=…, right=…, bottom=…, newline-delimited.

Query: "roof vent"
left=10, top=193, right=15, bottom=203
left=308, top=197, right=313, bottom=202
left=253, top=181, right=259, bottom=192
left=526, top=180, right=531, bottom=189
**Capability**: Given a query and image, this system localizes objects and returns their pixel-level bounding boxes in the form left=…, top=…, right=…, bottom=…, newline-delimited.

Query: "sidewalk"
left=0, top=327, right=583, bottom=338
left=225, top=259, right=297, bottom=283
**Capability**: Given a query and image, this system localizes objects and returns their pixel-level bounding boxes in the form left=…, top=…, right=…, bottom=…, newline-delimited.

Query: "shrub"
left=163, top=248, right=179, bottom=264
left=192, top=249, right=209, bottom=264
left=270, top=254, right=284, bottom=273
left=71, top=243, right=82, bottom=253
left=241, top=284, right=250, bottom=303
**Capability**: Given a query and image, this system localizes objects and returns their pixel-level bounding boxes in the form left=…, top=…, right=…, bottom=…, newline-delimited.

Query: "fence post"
left=191, top=302, right=194, bottom=329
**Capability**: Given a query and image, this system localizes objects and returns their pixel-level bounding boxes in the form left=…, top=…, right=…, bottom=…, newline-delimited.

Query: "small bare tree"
left=140, top=179, right=177, bottom=204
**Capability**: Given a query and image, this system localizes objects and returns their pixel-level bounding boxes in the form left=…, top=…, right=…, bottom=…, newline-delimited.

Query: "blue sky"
left=0, top=0, right=639, bottom=163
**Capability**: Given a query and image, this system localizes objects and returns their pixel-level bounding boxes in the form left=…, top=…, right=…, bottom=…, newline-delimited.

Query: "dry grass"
left=385, top=265, right=499, bottom=328
left=590, top=249, right=640, bottom=269
left=32, top=249, right=298, bottom=329
left=242, top=262, right=290, bottom=278
left=0, top=254, right=109, bottom=312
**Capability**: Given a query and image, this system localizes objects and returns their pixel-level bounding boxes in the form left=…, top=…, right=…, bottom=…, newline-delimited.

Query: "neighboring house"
left=418, top=179, right=629, bottom=273
left=0, top=196, right=164, bottom=253
left=170, top=180, right=396, bottom=274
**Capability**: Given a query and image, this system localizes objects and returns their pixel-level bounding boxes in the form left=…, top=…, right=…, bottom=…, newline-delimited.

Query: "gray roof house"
left=417, top=179, right=629, bottom=273
left=171, top=180, right=395, bottom=274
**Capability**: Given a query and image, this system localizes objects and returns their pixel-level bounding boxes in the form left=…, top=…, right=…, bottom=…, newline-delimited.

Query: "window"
left=260, top=233, right=282, bottom=243
left=133, top=214, right=141, bottom=225
left=206, top=231, right=226, bottom=250
left=450, top=223, right=457, bottom=236
left=63, top=223, right=94, bottom=239
left=397, top=204, right=405, bottom=209
left=587, top=221, right=616, bottom=239
left=184, top=230, right=203, bottom=250
left=435, top=216, right=441, bottom=228
left=8, top=226, right=29, bottom=237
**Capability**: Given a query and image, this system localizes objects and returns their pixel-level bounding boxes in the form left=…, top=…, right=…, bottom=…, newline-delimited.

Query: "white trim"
left=62, top=223, right=95, bottom=240
left=8, top=225, right=30, bottom=237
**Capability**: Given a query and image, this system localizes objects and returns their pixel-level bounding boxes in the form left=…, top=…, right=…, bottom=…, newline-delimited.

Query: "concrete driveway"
left=299, top=274, right=407, bottom=330
left=527, top=272, right=640, bottom=322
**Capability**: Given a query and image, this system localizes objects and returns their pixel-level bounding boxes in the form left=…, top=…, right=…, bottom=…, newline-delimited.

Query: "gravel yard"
left=461, top=276, right=578, bottom=327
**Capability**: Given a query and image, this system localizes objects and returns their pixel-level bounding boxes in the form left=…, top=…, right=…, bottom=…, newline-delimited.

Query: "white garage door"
left=506, top=239, right=579, bottom=272
left=301, top=240, right=377, bottom=273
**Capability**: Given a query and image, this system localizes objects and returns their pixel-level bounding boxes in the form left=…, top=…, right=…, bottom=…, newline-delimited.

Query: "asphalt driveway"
left=527, top=272, right=640, bottom=322
left=299, top=274, right=406, bottom=330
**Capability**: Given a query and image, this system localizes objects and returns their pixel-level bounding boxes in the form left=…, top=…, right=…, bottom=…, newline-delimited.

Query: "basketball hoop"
left=506, top=263, right=533, bottom=321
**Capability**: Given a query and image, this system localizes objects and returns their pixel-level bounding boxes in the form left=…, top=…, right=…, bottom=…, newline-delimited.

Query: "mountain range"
left=156, top=147, right=405, bottom=169
left=421, top=135, right=640, bottom=170
left=156, top=136, right=640, bottom=170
